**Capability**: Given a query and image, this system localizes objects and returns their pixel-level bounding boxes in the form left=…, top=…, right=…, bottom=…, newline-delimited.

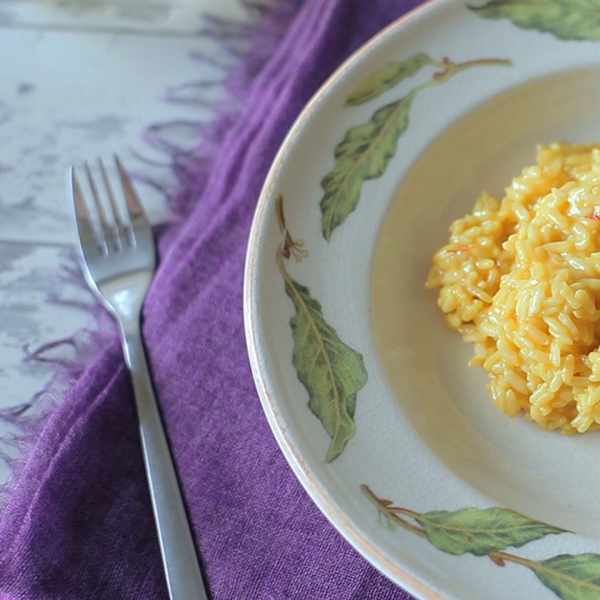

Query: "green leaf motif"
left=320, top=89, right=418, bottom=241
left=346, top=53, right=434, bottom=106
left=470, top=0, right=600, bottom=41
left=283, top=276, right=368, bottom=462
left=415, top=507, right=566, bottom=556
left=530, top=553, right=600, bottom=599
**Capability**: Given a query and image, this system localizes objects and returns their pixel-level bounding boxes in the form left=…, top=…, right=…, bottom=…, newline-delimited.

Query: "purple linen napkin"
left=0, top=0, right=425, bottom=597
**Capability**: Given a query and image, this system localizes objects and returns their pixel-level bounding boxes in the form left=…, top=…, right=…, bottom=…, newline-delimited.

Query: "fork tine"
left=99, top=157, right=126, bottom=249
left=71, top=167, right=105, bottom=255
left=85, top=161, right=119, bottom=249
left=114, top=154, right=147, bottom=227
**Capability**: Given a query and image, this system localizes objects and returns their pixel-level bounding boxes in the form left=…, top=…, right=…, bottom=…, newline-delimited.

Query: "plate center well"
left=371, top=67, right=600, bottom=539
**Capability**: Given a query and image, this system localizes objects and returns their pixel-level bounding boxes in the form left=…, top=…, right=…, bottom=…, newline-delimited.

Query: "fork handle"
left=122, top=330, right=210, bottom=600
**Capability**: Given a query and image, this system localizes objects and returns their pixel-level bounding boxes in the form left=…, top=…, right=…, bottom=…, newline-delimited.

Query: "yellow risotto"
left=426, top=142, right=600, bottom=433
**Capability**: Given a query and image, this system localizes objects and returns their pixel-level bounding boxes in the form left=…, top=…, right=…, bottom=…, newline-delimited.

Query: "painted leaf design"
left=530, top=553, right=600, bottom=599
left=320, top=89, right=419, bottom=241
left=470, top=0, right=600, bottom=41
left=415, top=507, right=566, bottom=556
left=283, top=276, right=368, bottom=462
left=345, top=53, right=434, bottom=106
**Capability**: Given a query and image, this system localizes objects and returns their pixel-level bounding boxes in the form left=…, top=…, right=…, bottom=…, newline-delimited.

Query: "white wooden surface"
left=0, top=0, right=248, bottom=485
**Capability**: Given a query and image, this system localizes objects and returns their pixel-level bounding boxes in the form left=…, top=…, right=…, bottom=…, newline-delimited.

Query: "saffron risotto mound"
left=426, top=142, right=600, bottom=433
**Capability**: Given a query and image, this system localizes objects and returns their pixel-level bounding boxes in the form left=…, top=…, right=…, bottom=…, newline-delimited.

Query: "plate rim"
left=243, top=0, right=459, bottom=597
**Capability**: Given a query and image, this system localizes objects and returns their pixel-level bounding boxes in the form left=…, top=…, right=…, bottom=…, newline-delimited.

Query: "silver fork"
left=69, top=156, right=209, bottom=600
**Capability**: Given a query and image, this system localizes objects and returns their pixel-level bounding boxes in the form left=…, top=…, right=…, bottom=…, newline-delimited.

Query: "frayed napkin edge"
left=0, top=0, right=300, bottom=516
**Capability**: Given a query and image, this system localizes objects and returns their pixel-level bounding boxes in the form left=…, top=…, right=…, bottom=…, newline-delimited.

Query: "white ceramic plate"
left=244, top=1, right=600, bottom=598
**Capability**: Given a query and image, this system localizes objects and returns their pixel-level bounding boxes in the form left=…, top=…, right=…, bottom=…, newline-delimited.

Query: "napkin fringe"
left=0, top=0, right=300, bottom=513
left=139, top=0, right=299, bottom=220
left=0, top=261, right=112, bottom=508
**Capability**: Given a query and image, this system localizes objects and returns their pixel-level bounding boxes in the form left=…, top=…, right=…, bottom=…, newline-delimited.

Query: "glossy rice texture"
left=427, top=142, right=600, bottom=433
